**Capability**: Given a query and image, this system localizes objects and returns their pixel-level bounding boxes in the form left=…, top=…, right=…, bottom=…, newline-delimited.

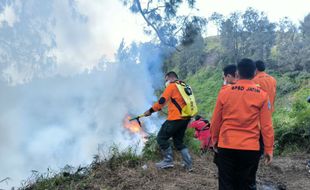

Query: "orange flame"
left=123, top=116, right=143, bottom=133
left=123, top=115, right=148, bottom=143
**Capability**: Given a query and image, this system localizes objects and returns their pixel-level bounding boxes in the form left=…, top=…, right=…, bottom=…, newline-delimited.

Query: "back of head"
left=223, top=64, right=237, bottom=77
left=237, top=58, right=256, bottom=79
left=165, top=71, right=179, bottom=80
left=255, top=60, right=266, bottom=72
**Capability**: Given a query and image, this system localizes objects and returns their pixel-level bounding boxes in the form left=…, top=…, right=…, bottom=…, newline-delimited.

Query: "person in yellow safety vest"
left=144, top=71, right=193, bottom=171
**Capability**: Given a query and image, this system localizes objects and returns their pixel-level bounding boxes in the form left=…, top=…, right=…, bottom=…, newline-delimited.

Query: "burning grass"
left=123, top=114, right=150, bottom=143
left=20, top=119, right=205, bottom=190
left=20, top=131, right=200, bottom=190
left=123, top=116, right=143, bottom=134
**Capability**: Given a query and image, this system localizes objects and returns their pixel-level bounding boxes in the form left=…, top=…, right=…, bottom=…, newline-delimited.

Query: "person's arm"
left=210, top=92, right=224, bottom=147
left=273, top=79, right=277, bottom=107
left=144, top=84, right=174, bottom=116
left=260, top=96, right=274, bottom=164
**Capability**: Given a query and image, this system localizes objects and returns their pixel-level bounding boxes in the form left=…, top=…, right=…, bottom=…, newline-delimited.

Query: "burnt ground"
left=80, top=152, right=310, bottom=190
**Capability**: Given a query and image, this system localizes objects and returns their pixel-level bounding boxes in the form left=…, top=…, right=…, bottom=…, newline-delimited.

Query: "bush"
left=275, top=74, right=299, bottom=96
left=22, top=145, right=143, bottom=189
left=107, top=145, right=142, bottom=169
left=274, top=87, right=310, bottom=154
left=186, top=67, right=222, bottom=118
left=142, top=134, right=161, bottom=160
left=21, top=166, right=89, bottom=190
left=184, top=127, right=202, bottom=154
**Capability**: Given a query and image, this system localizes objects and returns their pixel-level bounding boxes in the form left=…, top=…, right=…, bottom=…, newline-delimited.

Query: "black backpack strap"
left=195, top=124, right=210, bottom=131
left=202, top=119, right=210, bottom=124
left=201, top=126, right=210, bottom=131
left=171, top=98, right=182, bottom=114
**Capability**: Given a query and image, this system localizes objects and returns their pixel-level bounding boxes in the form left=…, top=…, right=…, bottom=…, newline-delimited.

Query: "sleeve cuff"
left=264, top=147, right=273, bottom=155
left=211, top=138, right=218, bottom=146
left=149, top=107, right=155, bottom=113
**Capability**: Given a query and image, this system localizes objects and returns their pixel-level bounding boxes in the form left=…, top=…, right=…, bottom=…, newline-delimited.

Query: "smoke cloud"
left=0, top=0, right=165, bottom=188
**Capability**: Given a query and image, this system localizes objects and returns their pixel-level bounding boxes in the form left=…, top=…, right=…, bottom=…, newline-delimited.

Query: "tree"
left=300, top=13, right=310, bottom=39
left=218, top=12, right=242, bottom=64
left=209, top=12, right=224, bottom=35
left=275, top=18, right=303, bottom=72
left=0, top=1, right=56, bottom=84
left=212, top=8, right=276, bottom=64
left=274, top=14, right=310, bottom=72
left=121, top=0, right=206, bottom=50
left=163, top=33, right=206, bottom=78
left=241, top=8, right=276, bottom=61
left=299, top=13, right=310, bottom=71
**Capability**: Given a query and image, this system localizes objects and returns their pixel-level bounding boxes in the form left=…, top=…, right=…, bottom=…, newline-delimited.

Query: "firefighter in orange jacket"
left=253, top=60, right=277, bottom=113
left=144, top=71, right=192, bottom=170
left=250, top=60, right=277, bottom=188
left=211, top=58, right=274, bottom=190
left=213, top=64, right=239, bottom=166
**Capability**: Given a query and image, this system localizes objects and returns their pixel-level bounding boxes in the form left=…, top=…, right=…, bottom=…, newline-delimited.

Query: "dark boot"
left=155, top=146, right=174, bottom=169
left=181, top=148, right=192, bottom=171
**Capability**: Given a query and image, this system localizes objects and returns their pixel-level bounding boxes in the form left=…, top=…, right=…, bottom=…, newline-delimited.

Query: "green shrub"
left=274, top=87, right=310, bottom=154
left=21, top=166, right=89, bottom=190
left=142, top=134, right=161, bottom=160
left=275, top=74, right=299, bottom=96
left=107, top=145, right=142, bottom=169
left=184, top=127, right=201, bottom=154
left=187, top=67, right=222, bottom=118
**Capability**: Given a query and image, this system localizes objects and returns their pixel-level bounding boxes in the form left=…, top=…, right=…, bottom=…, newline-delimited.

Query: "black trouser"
left=157, top=119, right=190, bottom=150
left=217, top=148, right=260, bottom=190
left=247, top=133, right=264, bottom=188
left=213, top=152, right=219, bottom=166
left=259, top=133, right=264, bottom=155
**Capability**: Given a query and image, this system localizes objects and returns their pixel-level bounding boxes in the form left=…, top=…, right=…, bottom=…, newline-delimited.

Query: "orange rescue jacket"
left=151, top=81, right=187, bottom=121
left=210, top=80, right=274, bottom=155
left=253, top=72, right=277, bottom=112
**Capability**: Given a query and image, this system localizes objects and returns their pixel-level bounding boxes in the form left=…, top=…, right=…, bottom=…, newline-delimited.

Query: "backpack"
left=175, top=80, right=198, bottom=117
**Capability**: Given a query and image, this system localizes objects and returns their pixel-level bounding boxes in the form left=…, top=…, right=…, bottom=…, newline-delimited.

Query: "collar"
left=236, top=79, right=255, bottom=85
left=256, top=71, right=267, bottom=77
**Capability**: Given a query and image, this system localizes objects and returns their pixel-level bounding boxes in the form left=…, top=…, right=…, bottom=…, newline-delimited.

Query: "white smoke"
left=0, top=0, right=149, bottom=84
left=0, top=0, right=165, bottom=188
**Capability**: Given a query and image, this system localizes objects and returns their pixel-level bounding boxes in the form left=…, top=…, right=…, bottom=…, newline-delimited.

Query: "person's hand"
left=144, top=110, right=152, bottom=117
left=264, top=153, right=273, bottom=165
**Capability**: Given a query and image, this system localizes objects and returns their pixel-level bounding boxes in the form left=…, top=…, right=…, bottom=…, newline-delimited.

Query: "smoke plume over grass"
left=0, top=0, right=165, bottom=188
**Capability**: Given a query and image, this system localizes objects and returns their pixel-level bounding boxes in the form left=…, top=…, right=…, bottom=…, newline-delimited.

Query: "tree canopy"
left=121, top=0, right=206, bottom=50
